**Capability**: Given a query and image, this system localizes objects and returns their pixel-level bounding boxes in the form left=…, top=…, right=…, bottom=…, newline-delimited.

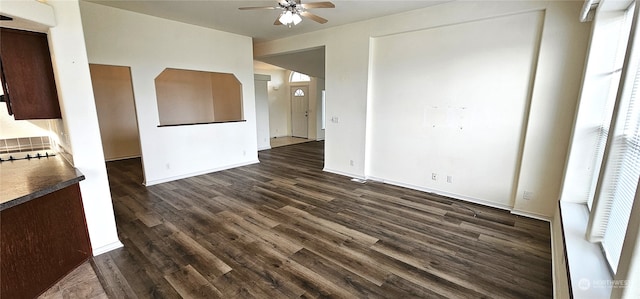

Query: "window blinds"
left=602, top=53, right=640, bottom=271
left=588, top=1, right=640, bottom=272
left=586, top=7, right=633, bottom=210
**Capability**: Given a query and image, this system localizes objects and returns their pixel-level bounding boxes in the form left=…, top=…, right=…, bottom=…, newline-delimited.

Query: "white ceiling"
left=85, top=0, right=447, bottom=43
left=83, top=0, right=447, bottom=77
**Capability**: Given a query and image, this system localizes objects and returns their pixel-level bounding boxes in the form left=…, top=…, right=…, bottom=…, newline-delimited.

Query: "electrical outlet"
left=432, top=173, right=437, bottom=181
left=350, top=160, right=354, bottom=166
left=447, top=175, right=453, bottom=183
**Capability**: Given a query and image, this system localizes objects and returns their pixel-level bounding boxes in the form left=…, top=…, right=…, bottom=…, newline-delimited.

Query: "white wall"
left=313, top=77, right=325, bottom=140
left=0, top=0, right=123, bottom=254
left=368, top=11, right=543, bottom=209
left=255, top=74, right=271, bottom=150
left=0, top=105, right=53, bottom=139
left=254, top=68, right=289, bottom=138
left=80, top=1, right=258, bottom=186
left=255, top=1, right=590, bottom=218
left=48, top=0, right=122, bottom=255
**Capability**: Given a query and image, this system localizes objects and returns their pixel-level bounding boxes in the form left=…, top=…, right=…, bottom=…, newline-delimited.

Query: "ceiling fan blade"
left=300, top=11, right=328, bottom=24
left=239, top=6, right=277, bottom=10
left=274, top=15, right=283, bottom=25
left=300, top=2, right=335, bottom=9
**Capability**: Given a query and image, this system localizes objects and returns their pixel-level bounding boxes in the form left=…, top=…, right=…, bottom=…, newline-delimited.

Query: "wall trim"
left=258, top=145, right=272, bottom=151
left=550, top=219, right=558, bottom=298
left=105, top=154, right=142, bottom=162
left=511, top=209, right=551, bottom=222
left=366, top=175, right=514, bottom=212
left=323, top=168, right=366, bottom=180
left=550, top=211, right=571, bottom=299
left=92, top=240, right=124, bottom=256
left=144, top=159, right=260, bottom=186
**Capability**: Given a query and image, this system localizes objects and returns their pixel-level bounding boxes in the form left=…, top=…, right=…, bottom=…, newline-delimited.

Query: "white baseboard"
left=144, top=159, right=260, bottom=186
left=550, top=214, right=571, bottom=299
left=258, top=145, right=271, bottom=151
left=550, top=219, right=557, bottom=298
left=92, top=240, right=124, bottom=256
left=322, top=168, right=366, bottom=180
left=511, top=209, right=551, bottom=222
left=366, top=175, right=513, bottom=212
left=105, top=154, right=141, bottom=162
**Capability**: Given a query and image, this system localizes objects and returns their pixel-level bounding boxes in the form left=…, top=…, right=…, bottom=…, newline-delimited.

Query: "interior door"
left=291, top=86, right=309, bottom=138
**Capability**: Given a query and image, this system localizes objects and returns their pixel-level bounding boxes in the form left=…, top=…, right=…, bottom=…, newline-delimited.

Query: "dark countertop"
left=0, top=155, right=85, bottom=211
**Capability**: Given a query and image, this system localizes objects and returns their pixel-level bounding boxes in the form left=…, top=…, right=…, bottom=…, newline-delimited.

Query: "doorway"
left=291, top=86, right=309, bottom=138
left=89, top=64, right=141, bottom=162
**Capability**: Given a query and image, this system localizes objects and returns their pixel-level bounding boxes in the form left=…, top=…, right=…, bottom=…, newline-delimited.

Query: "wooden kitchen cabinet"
left=0, top=183, right=92, bottom=298
left=0, top=27, right=61, bottom=119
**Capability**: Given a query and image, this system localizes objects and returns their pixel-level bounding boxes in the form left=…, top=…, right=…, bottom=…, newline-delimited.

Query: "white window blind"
left=602, top=53, right=640, bottom=271
left=588, top=7, right=635, bottom=210
left=588, top=1, right=640, bottom=272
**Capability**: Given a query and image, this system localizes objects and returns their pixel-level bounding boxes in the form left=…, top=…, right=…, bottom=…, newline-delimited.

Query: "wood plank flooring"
left=270, top=136, right=313, bottom=148
left=94, top=141, right=552, bottom=298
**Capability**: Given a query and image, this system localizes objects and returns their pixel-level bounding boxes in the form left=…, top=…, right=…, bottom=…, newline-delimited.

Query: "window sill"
left=560, top=201, right=613, bottom=298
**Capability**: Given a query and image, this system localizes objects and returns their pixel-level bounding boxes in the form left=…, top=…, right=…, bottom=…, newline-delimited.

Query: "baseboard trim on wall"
left=258, top=145, right=271, bottom=151
left=511, top=209, right=551, bottom=222
left=92, top=240, right=124, bottom=256
left=322, top=168, right=366, bottom=180
left=105, top=154, right=142, bottom=162
left=550, top=219, right=558, bottom=298
left=144, top=159, right=260, bottom=186
left=366, top=175, right=514, bottom=212
left=549, top=210, right=571, bottom=299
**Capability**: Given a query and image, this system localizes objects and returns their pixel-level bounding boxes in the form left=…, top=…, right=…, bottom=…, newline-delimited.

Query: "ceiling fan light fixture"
left=292, top=13, right=302, bottom=25
left=239, top=1, right=334, bottom=26
left=279, top=10, right=294, bottom=25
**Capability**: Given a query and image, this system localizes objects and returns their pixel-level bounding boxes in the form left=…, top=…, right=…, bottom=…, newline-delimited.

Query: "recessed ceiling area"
left=84, top=0, right=448, bottom=43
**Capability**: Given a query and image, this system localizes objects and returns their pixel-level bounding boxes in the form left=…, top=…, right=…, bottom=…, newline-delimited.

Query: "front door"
left=291, top=86, right=309, bottom=138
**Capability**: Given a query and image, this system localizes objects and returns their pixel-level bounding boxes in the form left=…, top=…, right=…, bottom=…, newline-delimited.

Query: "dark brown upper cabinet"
left=0, top=28, right=61, bottom=120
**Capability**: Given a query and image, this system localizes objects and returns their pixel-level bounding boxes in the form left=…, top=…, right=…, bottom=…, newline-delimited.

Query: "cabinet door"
left=0, top=28, right=61, bottom=119
left=0, top=184, right=92, bottom=298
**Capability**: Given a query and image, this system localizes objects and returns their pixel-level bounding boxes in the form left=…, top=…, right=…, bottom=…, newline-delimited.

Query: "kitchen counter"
left=0, top=155, right=84, bottom=211
left=1, top=155, right=92, bottom=298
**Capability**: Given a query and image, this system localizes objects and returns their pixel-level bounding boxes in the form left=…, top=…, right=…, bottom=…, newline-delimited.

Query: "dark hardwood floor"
left=94, top=141, right=552, bottom=298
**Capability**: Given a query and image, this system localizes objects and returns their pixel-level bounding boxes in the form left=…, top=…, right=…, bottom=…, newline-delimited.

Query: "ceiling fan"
left=239, top=0, right=335, bottom=27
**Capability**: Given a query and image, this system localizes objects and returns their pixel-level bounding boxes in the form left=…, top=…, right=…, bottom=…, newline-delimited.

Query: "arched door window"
left=294, top=88, right=305, bottom=97
left=290, top=71, right=310, bottom=82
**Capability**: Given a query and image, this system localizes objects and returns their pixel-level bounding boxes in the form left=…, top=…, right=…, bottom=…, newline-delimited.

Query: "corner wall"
left=255, top=74, right=271, bottom=150
left=255, top=1, right=590, bottom=218
left=80, top=1, right=258, bottom=185
left=254, top=68, right=289, bottom=138
left=48, top=0, right=123, bottom=254
left=0, top=0, right=123, bottom=254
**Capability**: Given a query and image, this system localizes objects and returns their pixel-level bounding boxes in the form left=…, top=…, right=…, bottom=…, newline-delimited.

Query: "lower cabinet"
left=0, top=184, right=92, bottom=298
